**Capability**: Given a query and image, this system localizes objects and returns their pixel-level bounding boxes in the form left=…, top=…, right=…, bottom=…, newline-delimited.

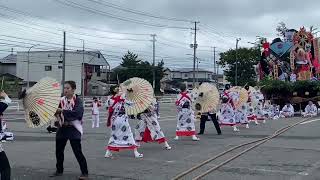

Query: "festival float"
left=257, top=26, right=320, bottom=107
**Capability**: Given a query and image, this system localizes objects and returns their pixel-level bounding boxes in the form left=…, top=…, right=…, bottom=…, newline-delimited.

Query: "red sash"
left=175, top=92, right=191, bottom=106
left=223, top=90, right=235, bottom=109
left=107, top=95, right=124, bottom=127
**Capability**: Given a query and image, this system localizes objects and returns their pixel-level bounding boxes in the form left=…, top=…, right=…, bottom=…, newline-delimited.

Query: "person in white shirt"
left=91, top=97, right=101, bottom=128
left=280, top=102, right=294, bottom=118
left=302, top=101, right=317, bottom=117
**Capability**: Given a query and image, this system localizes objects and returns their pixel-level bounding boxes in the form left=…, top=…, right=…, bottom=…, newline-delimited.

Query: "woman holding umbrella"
left=105, top=85, right=143, bottom=158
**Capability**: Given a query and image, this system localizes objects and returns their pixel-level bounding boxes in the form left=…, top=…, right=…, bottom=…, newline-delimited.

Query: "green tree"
left=218, top=47, right=260, bottom=86
left=112, top=51, right=164, bottom=93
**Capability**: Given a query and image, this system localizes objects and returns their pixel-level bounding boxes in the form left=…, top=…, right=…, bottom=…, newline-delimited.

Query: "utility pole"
left=191, top=21, right=199, bottom=88
left=27, top=44, right=39, bottom=89
left=235, top=38, right=241, bottom=86
left=151, top=34, right=156, bottom=90
left=213, top=46, right=217, bottom=82
left=62, top=31, right=66, bottom=91
left=82, top=39, right=85, bottom=104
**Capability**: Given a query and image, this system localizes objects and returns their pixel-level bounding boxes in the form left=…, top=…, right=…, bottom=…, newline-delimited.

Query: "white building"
left=16, top=50, right=109, bottom=95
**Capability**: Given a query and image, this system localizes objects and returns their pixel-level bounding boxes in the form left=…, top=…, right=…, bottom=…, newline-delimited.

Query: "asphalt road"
left=2, top=104, right=320, bottom=180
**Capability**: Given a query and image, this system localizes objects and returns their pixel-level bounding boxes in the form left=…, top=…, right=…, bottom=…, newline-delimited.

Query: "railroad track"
left=172, top=117, right=313, bottom=180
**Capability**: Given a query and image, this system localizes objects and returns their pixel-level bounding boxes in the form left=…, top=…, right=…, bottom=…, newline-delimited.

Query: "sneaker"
left=134, top=153, right=143, bottom=158
left=174, top=136, right=179, bottom=140
left=78, top=174, right=89, bottom=180
left=192, top=136, right=200, bottom=141
left=104, top=151, right=112, bottom=158
left=245, top=124, right=250, bottom=129
left=165, top=146, right=172, bottom=150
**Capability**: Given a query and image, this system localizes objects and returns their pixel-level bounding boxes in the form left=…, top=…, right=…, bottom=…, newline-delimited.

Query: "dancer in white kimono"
left=135, top=102, right=171, bottom=150
left=263, top=100, right=272, bottom=118
left=219, top=96, right=238, bottom=131
left=302, top=101, right=317, bottom=117
left=235, top=104, right=249, bottom=129
left=255, top=100, right=267, bottom=123
left=244, top=85, right=259, bottom=125
left=280, top=102, right=294, bottom=118
left=174, top=84, right=199, bottom=141
left=105, top=86, right=143, bottom=158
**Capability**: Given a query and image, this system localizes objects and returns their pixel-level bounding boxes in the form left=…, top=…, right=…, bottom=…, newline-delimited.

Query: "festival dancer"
left=91, top=97, right=101, bottom=128
left=174, top=84, right=199, bottom=141
left=302, top=101, right=317, bottom=117
left=280, top=102, right=294, bottom=118
left=235, top=104, right=250, bottom=129
left=256, top=100, right=267, bottom=123
left=244, top=85, right=259, bottom=125
left=135, top=101, right=171, bottom=150
left=263, top=100, right=272, bottom=119
left=50, top=81, right=89, bottom=180
left=218, top=95, right=238, bottom=131
left=0, top=91, right=11, bottom=180
left=105, top=85, right=143, bottom=158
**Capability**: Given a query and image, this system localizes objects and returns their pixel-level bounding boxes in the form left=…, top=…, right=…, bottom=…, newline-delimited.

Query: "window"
left=95, top=66, right=101, bottom=77
left=45, top=65, right=52, bottom=71
left=184, top=73, right=188, bottom=78
left=58, top=66, right=63, bottom=69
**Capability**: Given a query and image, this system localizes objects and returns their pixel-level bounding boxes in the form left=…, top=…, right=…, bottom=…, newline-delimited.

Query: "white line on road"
left=300, top=118, right=320, bottom=125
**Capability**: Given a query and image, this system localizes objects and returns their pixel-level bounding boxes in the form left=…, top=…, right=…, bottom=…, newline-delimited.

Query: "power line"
left=0, top=3, right=151, bottom=36
left=53, top=0, right=190, bottom=30
left=84, top=0, right=191, bottom=23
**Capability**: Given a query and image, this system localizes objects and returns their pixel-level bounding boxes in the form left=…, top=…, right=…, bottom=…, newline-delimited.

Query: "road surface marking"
left=300, top=118, right=320, bottom=125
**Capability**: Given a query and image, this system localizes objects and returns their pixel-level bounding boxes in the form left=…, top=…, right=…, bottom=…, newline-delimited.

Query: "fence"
left=83, top=95, right=176, bottom=107
left=7, top=101, right=20, bottom=111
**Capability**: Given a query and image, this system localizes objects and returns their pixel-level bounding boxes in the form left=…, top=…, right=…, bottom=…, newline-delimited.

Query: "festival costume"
left=175, top=92, right=199, bottom=140
left=105, top=94, right=142, bottom=158
left=280, top=104, right=294, bottom=118
left=302, top=104, right=317, bottom=117
left=135, top=103, right=171, bottom=149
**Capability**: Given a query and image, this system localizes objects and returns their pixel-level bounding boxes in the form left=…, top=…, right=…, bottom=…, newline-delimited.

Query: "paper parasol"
left=193, top=83, right=220, bottom=113
left=230, top=86, right=248, bottom=109
left=22, top=77, right=61, bottom=128
left=120, top=77, right=154, bottom=115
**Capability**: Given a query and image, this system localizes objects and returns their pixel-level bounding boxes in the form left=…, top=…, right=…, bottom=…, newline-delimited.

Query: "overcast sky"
left=0, top=0, right=319, bottom=72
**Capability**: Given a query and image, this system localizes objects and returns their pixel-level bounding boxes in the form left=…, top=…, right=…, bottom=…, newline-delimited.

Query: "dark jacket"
left=56, top=95, right=84, bottom=140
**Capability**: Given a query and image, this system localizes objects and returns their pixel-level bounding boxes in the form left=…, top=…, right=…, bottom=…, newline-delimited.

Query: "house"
left=161, top=68, right=223, bottom=89
left=16, top=50, right=110, bottom=95
left=0, top=54, right=17, bottom=76
left=0, top=73, right=23, bottom=97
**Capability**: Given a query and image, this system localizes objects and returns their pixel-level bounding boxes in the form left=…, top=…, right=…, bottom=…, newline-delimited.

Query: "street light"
left=235, top=38, right=241, bottom=86
left=27, top=44, right=39, bottom=89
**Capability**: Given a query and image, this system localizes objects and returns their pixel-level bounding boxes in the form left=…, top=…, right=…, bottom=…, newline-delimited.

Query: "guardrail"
left=8, top=101, right=20, bottom=111
left=83, top=95, right=176, bottom=107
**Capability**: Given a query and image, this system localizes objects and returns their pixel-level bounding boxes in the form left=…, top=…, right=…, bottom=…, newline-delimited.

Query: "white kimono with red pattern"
left=219, top=103, right=236, bottom=126
left=175, top=92, right=196, bottom=136
left=135, top=103, right=166, bottom=144
left=105, top=94, right=138, bottom=152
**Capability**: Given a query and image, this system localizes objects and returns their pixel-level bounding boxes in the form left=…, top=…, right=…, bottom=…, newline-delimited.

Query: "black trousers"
left=56, top=139, right=88, bottom=175
left=0, top=151, right=11, bottom=180
left=199, top=113, right=222, bottom=134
